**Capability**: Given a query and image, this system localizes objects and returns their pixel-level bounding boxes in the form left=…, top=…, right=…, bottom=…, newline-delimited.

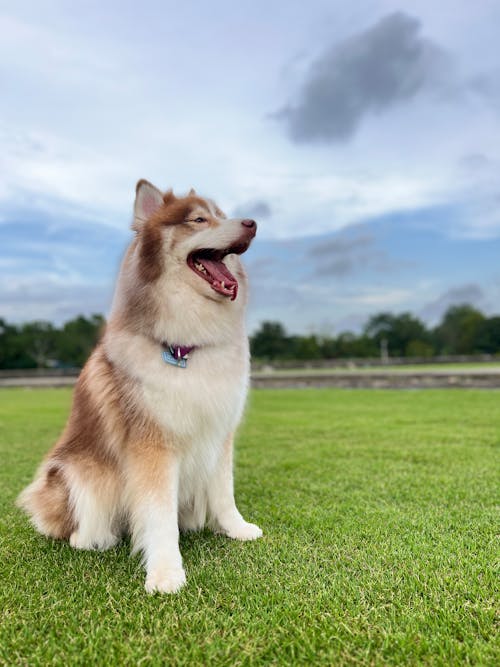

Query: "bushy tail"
left=17, top=464, right=76, bottom=540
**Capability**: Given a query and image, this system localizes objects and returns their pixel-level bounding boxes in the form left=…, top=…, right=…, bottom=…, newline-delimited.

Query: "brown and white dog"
left=17, top=180, right=262, bottom=593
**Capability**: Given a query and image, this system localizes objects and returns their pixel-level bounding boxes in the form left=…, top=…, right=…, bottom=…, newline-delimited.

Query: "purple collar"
left=161, top=342, right=196, bottom=368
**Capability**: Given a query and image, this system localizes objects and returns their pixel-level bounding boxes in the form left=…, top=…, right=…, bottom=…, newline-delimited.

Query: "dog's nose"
left=241, top=219, right=257, bottom=229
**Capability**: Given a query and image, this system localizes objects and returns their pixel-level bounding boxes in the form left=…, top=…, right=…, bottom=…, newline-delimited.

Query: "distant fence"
left=252, top=354, right=499, bottom=371
left=0, top=368, right=80, bottom=378
left=1, top=358, right=500, bottom=389
left=1, top=354, right=498, bottom=379
left=0, top=368, right=80, bottom=388
left=251, top=371, right=500, bottom=389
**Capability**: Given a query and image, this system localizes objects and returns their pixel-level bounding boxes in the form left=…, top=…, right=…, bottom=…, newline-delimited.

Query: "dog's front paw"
left=145, top=567, right=186, bottom=594
left=222, top=521, right=263, bottom=541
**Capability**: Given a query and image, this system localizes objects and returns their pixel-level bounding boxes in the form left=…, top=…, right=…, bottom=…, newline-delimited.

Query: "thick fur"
left=18, top=182, right=262, bottom=593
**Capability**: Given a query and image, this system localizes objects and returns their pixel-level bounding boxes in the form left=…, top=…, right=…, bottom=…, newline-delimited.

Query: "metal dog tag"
left=162, top=346, right=188, bottom=368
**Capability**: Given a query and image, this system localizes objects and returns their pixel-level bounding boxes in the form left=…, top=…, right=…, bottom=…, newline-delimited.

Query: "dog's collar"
left=161, top=342, right=196, bottom=369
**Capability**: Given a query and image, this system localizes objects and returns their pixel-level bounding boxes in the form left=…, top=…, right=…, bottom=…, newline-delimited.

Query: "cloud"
left=0, top=212, right=125, bottom=324
left=459, top=153, right=493, bottom=172
left=466, top=69, right=500, bottom=104
left=232, top=200, right=272, bottom=220
left=274, top=11, right=449, bottom=143
left=419, top=284, right=485, bottom=323
left=0, top=279, right=114, bottom=324
left=309, top=232, right=403, bottom=277
left=310, top=234, right=375, bottom=276
left=310, top=235, right=374, bottom=257
left=333, top=286, right=414, bottom=307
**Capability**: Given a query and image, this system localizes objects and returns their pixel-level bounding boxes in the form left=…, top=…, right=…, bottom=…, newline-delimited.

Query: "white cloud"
left=1, top=273, right=114, bottom=324
left=2, top=1, right=500, bottom=332
left=1, top=3, right=499, bottom=241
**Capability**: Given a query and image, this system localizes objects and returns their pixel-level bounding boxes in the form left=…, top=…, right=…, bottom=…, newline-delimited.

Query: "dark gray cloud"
left=275, top=11, right=449, bottom=143
left=232, top=200, right=272, bottom=220
left=310, top=233, right=398, bottom=277
left=466, top=69, right=500, bottom=103
left=311, top=234, right=374, bottom=276
left=459, top=153, right=493, bottom=172
left=419, top=284, right=484, bottom=323
left=311, top=234, right=374, bottom=256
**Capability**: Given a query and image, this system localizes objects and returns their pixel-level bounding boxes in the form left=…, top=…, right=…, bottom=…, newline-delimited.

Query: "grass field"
left=0, top=388, right=498, bottom=665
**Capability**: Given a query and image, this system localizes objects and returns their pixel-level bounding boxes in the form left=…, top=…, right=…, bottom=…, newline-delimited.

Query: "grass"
left=0, top=388, right=498, bottom=666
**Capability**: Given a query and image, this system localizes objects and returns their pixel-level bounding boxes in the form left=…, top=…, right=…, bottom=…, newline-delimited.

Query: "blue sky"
left=1, top=1, right=500, bottom=333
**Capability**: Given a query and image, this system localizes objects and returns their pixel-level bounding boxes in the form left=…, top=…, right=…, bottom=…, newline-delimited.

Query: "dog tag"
left=162, top=346, right=188, bottom=368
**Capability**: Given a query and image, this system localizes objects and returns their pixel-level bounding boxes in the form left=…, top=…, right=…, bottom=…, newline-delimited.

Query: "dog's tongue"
left=200, top=258, right=238, bottom=300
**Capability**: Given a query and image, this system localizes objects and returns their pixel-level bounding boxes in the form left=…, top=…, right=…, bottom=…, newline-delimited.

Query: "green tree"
left=250, top=321, right=290, bottom=360
left=433, top=305, right=485, bottom=354
left=329, top=332, right=377, bottom=358
left=475, top=316, right=500, bottom=354
left=55, top=314, right=106, bottom=367
left=364, top=312, right=431, bottom=357
left=0, top=318, right=37, bottom=368
left=289, top=335, right=322, bottom=360
left=20, top=321, right=58, bottom=368
left=405, top=339, right=435, bottom=358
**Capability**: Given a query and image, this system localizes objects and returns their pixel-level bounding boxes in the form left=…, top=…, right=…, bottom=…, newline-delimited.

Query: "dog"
left=17, top=180, right=262, bottom=593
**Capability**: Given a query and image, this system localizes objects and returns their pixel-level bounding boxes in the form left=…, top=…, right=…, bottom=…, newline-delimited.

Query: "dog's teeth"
left=221, top=281, right=225, bottom=289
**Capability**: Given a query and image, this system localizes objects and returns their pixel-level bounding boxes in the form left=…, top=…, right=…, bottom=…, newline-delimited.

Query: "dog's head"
left=132, top=180, right=256, bottom=302
left=113, top=180, right=257, bottom=343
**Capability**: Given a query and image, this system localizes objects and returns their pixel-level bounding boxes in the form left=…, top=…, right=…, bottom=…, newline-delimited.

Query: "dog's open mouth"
left=187, top=240, right=250, bottom=301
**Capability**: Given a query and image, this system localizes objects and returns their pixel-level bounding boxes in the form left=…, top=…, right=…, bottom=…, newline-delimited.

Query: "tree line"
left=1, top=304, right=499, bottom=369
left=250, top=305, right=500, bottom=361
left=0, top=315, right=105, bottom=369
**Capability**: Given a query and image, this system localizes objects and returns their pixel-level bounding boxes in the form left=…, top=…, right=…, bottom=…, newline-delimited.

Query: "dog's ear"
left=188, top=188, right=196, bottom=196
left=133, top=180, right=164, bottom=231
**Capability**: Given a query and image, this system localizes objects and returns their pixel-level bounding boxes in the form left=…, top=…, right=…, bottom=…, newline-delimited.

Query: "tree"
left=289, top=335, right=322, bottom=360
left=364, top=312, right=431, bottom=357
left=250, top=321, right=290, bottom=359
left=56, top=314, right=106, bottom=367
left=0, top=319, right=32, bottom=368
left=433, top=305, right=485, bottom=354
left=327, top=332, right=377, bottom=358
left=405, top=340, right=434, bottom=358
left=475, top=316, right=500, bottom=354
left=20, top=321, right=57, bottom=368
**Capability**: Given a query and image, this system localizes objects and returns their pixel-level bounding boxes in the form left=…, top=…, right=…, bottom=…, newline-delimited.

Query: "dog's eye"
left=193, top=217, right=207, bottom=223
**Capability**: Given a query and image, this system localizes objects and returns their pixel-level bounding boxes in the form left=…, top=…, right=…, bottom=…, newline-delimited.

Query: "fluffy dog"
left=18, top=180, right=262, bottom=593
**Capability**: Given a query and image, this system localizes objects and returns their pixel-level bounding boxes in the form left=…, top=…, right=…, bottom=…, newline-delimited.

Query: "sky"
left=1, top=0, right=500, bottom=334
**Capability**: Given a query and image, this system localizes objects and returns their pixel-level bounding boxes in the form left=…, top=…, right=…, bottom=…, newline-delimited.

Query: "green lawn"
left=0, top=388, right=498, bottom=666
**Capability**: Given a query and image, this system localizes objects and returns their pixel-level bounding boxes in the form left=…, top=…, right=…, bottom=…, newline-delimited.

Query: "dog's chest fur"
left=105, top=331, right=249, bottom=518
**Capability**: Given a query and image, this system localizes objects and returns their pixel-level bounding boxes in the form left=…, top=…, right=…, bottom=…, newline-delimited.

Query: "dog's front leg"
left=126, top=440, right=185, bottom=594
left=208, top=433, right=263, bottom=541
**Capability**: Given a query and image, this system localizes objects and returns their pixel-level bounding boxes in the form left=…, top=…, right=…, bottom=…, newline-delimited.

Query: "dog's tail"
left=17, top=463, right=76, bottom=540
